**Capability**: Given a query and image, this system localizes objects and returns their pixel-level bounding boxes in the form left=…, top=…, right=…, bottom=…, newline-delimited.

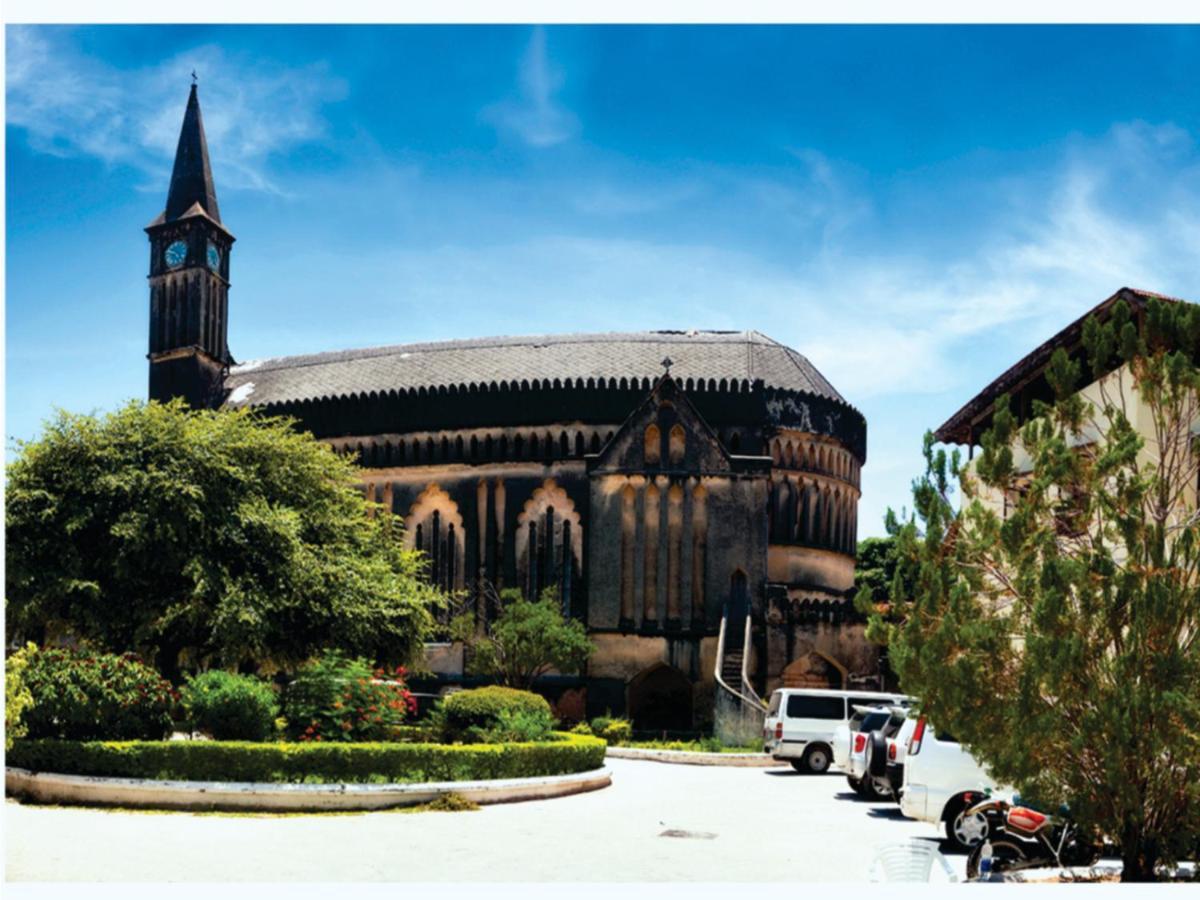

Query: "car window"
left=848, top=696, right=884, bottom=709
left=937, top=731, right=958, bottom=743
left=785, top=695, right=845, bottom=720
left=859, top=711, right=889, bottom=732
left=767, top=693, right=781, bottom=716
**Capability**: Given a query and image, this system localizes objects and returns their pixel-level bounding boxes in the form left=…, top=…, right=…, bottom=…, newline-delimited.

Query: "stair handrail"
left=714, top=612, right=763, bottom=710
left=739, top=612, right=765, bottom=708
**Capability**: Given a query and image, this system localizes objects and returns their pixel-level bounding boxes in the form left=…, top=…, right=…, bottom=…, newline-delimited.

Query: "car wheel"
left=789, top=760, right=807, bottom=773
left=945, top=802, right=989, bottom=853
left=803, top=745, right=831, bottom=774
left=846, top=775, right=862, bottom=793
left=869, top=775, right=893, bottom=799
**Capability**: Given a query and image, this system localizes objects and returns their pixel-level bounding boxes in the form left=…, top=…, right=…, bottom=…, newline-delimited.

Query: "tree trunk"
left=1120, top=829, right=1160, bottom=882
left=155, top=640, right=185, bottom=685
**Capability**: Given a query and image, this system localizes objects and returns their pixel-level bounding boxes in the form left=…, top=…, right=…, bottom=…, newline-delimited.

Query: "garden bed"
left=7, top=732, right=606, bottom=784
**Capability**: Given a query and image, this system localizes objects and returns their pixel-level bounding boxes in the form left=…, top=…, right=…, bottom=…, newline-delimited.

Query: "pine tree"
left=878, top=299, right=1200, bottom=881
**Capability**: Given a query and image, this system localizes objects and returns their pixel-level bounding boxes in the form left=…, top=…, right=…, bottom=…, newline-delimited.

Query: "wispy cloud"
left=481, top=27, right=579, bottom=148
left=6, top=27, right=347, bottom=194
left=277, top=121, right=1200, bottom=408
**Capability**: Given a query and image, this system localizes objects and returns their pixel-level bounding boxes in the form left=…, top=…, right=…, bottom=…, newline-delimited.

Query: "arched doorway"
left=780, top=651, right=846, bottom=689
left=627, top=663, right=693, bottom=732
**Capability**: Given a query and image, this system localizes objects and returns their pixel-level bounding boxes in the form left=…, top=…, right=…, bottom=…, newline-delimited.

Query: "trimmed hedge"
left=7, top=732, right=606, bottom=784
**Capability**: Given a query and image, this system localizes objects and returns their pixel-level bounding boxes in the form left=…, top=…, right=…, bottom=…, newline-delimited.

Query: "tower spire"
left=164, top=82, right=220, bottom=223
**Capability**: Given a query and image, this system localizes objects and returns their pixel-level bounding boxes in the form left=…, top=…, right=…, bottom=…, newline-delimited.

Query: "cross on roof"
left=661, top=356, right=673, bottom=373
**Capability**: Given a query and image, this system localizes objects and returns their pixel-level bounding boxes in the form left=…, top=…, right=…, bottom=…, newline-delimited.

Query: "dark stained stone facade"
left=148, top=86, right=881, bottom=731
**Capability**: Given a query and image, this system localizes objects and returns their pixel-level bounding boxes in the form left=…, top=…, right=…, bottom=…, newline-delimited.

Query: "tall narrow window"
left=643, top=485, right=660, bottom=622
left=669, top=425, right=686, bottom=466
left=644, top=424, right=662, bottom=466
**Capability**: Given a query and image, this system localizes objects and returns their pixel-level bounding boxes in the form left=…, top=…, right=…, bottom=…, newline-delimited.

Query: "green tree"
left=6, top=400, right=445, bottom=678
left=876, top=298, right=1200, bottom=881
left=453, top=586, right=594, bottom=690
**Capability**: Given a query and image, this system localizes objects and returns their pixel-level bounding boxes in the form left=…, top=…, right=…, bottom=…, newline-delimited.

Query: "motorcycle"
left=963, top=792, right=1102, bottom=879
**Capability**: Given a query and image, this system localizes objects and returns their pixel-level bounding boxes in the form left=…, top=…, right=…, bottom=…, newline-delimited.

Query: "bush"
left=181, top=671, right=279, bottom=741
left=569, top=722, right=593, bottom=737
left=284, top=650, right=416, bottom=742
left=21, top=647, right=177, bottom=740
left=8, top=732, right=607, bottom=783
left=438, top=686, right=553, bottom=741
left=6, top=643, right=37, bottom=750
left=598, top=720, right=632, bottom=746
left=471, top=707, right=556, bottom=743
left=585, top=715, right=632, bottom=746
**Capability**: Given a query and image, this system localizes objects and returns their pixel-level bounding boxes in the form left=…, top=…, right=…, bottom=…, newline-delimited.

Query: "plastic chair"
left=868, top=839, right=959, bottom=882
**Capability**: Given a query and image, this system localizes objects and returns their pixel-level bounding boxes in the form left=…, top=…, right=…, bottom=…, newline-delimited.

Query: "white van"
left=763, top=688, right=911, bottom=773
left=899, top=716, right=1006, bottom=852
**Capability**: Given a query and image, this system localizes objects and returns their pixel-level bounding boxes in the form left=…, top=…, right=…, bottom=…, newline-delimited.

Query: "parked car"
left=848, top=705, right=908, bottom=799
left=763, top=688, right=910, bottom=773
left=878, top=713, right=919, bottom=802
left=899, top=716, right=1007, bottom=852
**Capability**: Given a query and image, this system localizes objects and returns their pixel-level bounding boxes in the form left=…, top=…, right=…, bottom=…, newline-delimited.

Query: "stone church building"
left=147, top=84, right=879, bottom=732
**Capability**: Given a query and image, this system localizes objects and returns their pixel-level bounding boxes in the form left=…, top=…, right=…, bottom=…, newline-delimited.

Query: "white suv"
left=899, top=716, right=1007, bottom=852
left=763, top=688, right=909, bottom=773
left=837, top=705, right=905, bottom=798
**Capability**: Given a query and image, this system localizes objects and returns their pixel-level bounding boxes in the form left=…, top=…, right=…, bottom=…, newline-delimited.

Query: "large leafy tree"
left=6, top=400, right=445, bottom=678
left=452, top=586, right=594, bottom=690
left=876, top=299, right=1200, bottom=882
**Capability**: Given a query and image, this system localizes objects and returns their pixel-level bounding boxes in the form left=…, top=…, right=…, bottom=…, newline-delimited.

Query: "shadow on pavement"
left=866, top=806, right=908, bottom=820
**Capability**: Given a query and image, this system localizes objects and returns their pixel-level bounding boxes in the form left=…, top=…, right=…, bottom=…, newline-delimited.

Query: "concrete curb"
left=5, top=765, right=612, bottom=813
left=605, top=747, right=782, bottom=767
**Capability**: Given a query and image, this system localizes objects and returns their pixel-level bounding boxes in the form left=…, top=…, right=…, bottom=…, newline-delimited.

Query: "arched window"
left=516, top=479, right=583, bottom=610
left=669, top=424, right=686, bottom=465
left=644, top=424, right=662, bottom=465
left=403, top=484, right=465, bottom=592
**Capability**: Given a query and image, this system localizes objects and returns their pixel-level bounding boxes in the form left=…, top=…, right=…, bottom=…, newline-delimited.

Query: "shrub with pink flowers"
left=21, top=647, right=178, bottom=740
left=283, top=650, right=416, bottom=743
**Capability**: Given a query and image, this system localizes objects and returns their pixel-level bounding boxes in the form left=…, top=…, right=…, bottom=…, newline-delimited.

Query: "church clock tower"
left=146, top=82, right=234, bottom=408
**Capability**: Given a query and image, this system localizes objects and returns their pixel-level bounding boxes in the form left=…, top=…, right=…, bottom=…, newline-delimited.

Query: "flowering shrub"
left=21, top=647, right=177, bottom=740
left=283, top=650, right=416, bottom=743
left=181, top=671, right=280, bottom=741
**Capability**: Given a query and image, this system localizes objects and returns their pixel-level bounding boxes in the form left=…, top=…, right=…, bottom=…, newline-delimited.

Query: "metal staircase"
left=713, top=599, right=765, bottom=745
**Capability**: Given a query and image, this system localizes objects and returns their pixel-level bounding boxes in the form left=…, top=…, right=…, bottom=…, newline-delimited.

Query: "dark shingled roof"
left=934, top=287, right=1193, bottom=446
left=223, top=330, right=849, bottom=409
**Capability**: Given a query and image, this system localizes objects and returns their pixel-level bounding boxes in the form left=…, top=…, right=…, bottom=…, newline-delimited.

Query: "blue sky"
left=8, top=24, right=1200, bottom=536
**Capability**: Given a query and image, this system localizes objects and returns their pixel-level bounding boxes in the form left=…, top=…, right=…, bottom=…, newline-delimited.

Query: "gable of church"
left=589, top=373, right=730, bottom=475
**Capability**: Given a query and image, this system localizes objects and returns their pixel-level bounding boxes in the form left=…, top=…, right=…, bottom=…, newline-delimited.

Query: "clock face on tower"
left=207, top=242, right=221, bottom=272
left=164, top=240, right=187, bottom=269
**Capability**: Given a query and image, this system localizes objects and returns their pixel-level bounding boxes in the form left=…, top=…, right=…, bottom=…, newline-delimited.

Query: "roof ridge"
left=231, top=330, right=763, bottom=375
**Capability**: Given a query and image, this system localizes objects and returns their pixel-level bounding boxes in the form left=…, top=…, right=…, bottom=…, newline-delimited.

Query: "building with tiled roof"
left=146, top=86, right=878, bottom=743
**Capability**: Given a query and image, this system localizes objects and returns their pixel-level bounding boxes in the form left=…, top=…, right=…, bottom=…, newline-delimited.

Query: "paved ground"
left=6, top=759, right=967, bottom=882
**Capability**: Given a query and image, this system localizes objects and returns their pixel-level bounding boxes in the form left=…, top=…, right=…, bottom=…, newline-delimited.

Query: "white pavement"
left=5, top=759, right=968, bottom=882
